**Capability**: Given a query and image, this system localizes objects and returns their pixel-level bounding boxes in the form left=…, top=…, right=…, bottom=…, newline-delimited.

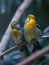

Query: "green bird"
left=11, top=22, right=23, bottom=45
left=24, top=14, right=42, bottom=52
left=11, top=21, right=30, bottom=56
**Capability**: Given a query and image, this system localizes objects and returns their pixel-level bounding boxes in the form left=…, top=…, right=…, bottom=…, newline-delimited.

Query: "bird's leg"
left=32, top=39, right=41, bottom=52
left=35, top=41, right=41, bottom=49
left=20, top=43, right=27, bottom=51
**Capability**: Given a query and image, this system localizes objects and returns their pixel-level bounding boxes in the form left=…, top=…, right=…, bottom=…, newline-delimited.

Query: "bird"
left=11, top=21, right=23, bottom=45
left=24, top=14, right=42, bottom=52
left=11, top=21, right=30, bottom=56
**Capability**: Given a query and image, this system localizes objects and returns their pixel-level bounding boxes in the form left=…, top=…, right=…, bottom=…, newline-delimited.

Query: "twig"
left=41, top=35, right=49, bottom=39
left=17, top=45, right=49, bottom=65
left=0, top=42, right=26, bottom=59
left=0, top=0, right=33, bottom=52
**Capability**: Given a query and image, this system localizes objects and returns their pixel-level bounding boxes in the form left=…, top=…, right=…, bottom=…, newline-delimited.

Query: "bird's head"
left=25, top=14, right=35, bottom=23
left=11, top=21, right=18, bottom=29
left=24, top=14, right=36, bottom=28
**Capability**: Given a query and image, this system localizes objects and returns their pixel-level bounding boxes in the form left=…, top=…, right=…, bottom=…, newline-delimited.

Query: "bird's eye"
left=25, top=18, right=30, bottom=23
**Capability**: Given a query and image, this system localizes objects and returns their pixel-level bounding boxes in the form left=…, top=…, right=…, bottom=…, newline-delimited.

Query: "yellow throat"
left=11, top=29, right=19, bottom=36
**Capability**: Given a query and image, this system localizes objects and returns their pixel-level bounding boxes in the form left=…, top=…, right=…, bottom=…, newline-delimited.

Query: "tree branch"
left=0, top=42, right=25, bottom=56
left=41, top=35, right=49, bottom=39
left=17, top=45, right=49, bottom=65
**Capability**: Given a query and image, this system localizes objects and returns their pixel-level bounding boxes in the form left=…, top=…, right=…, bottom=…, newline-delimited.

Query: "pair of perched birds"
left=11, top=14, right=42, bottom=55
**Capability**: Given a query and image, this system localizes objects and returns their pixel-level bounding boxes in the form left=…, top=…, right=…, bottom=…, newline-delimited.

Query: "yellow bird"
left=24, top=14, right=42, bottom=51
left=11, top=22, right=23, bottom=45
left=11, top=22, right=30, bottom=54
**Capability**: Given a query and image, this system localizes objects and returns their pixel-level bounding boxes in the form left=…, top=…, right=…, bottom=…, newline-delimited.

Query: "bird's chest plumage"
left=24, top=27, right=37, bottom=42
left=12, top=33, right=22, bottom=45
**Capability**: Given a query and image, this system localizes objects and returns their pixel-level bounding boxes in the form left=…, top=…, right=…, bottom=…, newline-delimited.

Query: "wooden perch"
left=0, top=35, right=49, bottom=58
left=41, top=35, right=49, bottom=39
left=0, top=42, right=25, bottom=57
left=17, top=45, right=49, bottom=65
left=0, top=0, right=33, bottom=52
